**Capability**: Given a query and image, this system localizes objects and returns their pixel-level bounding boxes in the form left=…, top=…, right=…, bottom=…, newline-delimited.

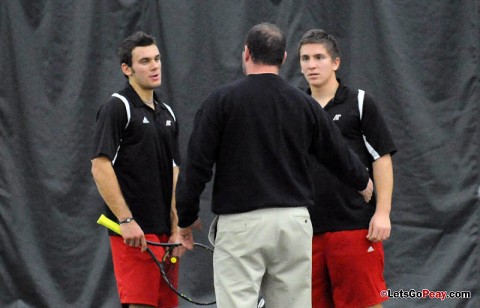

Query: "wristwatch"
left=119, top=217, right=134, bottom=224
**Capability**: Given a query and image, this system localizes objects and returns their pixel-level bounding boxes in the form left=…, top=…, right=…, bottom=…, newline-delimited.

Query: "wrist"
left=119, top=217, right=134, bottom=224
left=374, top=207, right=390, bottom=216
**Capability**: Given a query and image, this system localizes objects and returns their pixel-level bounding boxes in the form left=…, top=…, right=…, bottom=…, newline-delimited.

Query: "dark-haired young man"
left=298, top=29, right=397, bottom=308
left=175, top=23, right=373, bottom=308
left=91, top=31, right=182, bottom=308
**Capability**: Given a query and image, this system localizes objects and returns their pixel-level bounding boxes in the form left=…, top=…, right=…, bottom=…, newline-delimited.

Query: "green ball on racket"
left=171, top=257, right=177, bottom=263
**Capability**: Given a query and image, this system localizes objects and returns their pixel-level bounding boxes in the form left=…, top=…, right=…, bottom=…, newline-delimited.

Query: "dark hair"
left=244, top=22, right=286, bottom=67
left=118, top=31, right=157, bottom=66
left=297, top=29, right=340, bottom=60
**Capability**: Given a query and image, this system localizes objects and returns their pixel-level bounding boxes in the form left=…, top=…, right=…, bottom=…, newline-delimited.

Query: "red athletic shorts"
left=312, top=229, right=388, bottom=308
left=110, top=234, right=178, bottom=308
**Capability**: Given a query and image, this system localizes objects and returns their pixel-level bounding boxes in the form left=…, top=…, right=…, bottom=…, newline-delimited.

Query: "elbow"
left=91, top=157, right=99, bottom=175
left=91, top=156, right=110, bottom=180
left=91, top=160, right=100, bottom=181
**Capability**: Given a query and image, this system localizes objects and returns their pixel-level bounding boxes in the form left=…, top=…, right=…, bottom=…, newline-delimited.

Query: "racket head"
left=149, top=243, right=215, bottom=305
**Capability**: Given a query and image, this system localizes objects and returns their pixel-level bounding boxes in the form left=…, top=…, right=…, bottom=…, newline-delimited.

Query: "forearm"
left=175, top=143, right=218, bottom=227
left=170, top=166, right=180, bottom=234
left=372, top=154, right=393, bottom=215
left=91, top=156, right=132, bottom=221
left=322, top=134, right=369, bottom=191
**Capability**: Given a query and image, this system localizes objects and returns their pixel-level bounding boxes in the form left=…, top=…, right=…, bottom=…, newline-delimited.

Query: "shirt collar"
left=124, top=83, right=161, bottom=108
left=305, top=78, right=348, bottom=106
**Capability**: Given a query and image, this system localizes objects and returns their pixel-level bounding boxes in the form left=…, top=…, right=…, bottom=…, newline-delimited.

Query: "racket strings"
left=148, top=243, right=215, bottom=305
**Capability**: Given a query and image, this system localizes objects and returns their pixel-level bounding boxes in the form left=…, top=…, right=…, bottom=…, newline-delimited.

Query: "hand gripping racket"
left=97, top=214, right=215, bottom=306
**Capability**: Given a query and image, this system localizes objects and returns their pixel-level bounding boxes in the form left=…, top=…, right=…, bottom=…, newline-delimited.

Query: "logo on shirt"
left=166, top=120, right=172, bottom=126
left=367, top=246, right=375, bottom=253
left=143, top=116, right=150, bottom=124
left=333, top=114, right=342, bottom=121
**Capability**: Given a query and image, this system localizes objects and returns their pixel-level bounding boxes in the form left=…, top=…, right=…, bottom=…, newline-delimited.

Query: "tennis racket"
left=97, top=214, right=215, bottom=306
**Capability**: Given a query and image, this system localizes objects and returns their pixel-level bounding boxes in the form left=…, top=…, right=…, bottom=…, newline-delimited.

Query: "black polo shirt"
left=176, top=74, right=369, bottom=227
left=92, top=83, right=181, bottom=234
left=307, top=82, right=397, bottom=234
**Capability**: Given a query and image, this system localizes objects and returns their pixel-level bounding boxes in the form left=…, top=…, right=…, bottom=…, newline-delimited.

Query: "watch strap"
left=119, top=217, right=134, bottom=224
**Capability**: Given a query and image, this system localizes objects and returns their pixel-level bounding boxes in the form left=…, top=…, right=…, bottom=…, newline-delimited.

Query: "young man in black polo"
left=91, top=32, right=182, bottom=308
left=298, top=29, right=397, bottom=308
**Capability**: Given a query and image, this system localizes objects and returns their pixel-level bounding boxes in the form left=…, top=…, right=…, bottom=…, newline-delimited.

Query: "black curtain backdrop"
left=1, top=1, right=478, bottom=307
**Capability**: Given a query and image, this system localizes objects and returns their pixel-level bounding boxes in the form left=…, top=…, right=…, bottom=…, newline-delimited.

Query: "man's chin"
left=308, top=80, right=324, bottom=88
left=149, top=82, right=162, bottom=89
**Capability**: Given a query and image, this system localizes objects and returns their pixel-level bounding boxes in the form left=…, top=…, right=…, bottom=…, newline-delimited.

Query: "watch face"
left=120, top=218, right=134, bottom=224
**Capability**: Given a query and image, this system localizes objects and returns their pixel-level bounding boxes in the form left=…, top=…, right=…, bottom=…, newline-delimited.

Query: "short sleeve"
left=361, top=93, right=397, bottom=159
left=91, top=97, right=128, bottom=161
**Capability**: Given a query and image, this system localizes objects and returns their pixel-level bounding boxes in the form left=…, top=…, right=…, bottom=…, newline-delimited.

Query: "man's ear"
left=243, top=45, right=250, bottom=62
left=121, top=63, right=132, bottom=77
left=333, top=57, right=341, bottom=71
left=282, top=51, right=287, bottom=64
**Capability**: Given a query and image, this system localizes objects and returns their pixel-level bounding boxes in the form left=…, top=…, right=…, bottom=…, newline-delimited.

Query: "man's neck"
left=129, top=81, right=155, bottom=109
left=245, top=64, right=280, bottom=75
left=143, top=98, right=155, bottom=109
left=310, top=78, right=339, bottom=108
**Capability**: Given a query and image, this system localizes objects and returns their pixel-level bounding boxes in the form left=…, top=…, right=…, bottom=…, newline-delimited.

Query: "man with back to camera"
left=298, top=29, right=397, bottom=308
left=174, top=22, right=374, bottom=308
left=91, top=31, right=183, bottom=308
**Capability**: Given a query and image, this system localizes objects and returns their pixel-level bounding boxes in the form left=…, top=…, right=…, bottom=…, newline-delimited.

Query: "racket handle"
left=97, top=214, right=180, bottom=263
left=97, top=214, right=121, bottom=235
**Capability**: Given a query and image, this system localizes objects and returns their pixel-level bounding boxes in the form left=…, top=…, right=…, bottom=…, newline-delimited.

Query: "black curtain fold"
left=1, top=1, right=478, bottom=307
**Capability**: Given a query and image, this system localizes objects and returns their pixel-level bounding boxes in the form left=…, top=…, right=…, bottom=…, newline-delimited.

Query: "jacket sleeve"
left=309, top=99, right=369, bottom=191
left=176, top=92, right=223, bottom=227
